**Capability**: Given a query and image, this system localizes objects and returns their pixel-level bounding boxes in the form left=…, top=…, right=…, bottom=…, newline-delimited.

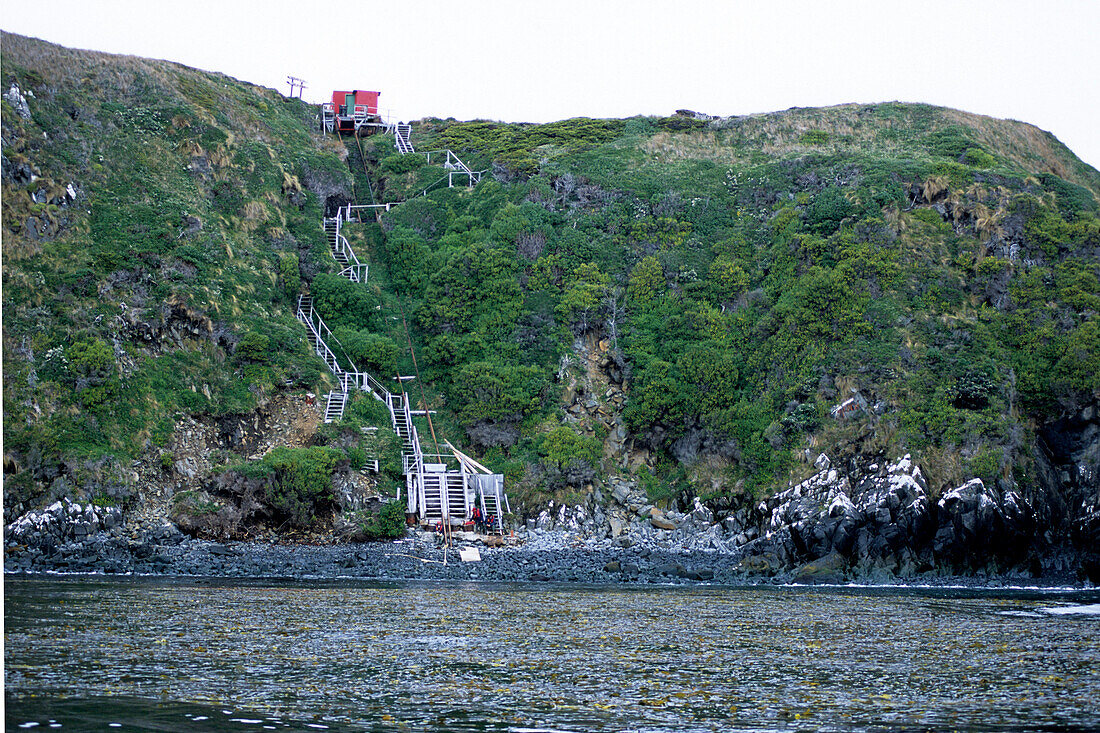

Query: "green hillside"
left=2, top=32, right=355, bottom=512
left=3, top=32, right=1098, bottom=528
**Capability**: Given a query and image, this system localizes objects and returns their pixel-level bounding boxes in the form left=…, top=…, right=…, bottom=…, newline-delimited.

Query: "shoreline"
left=5, top=530, right=1094, bottom=590
left=6, top=569, right=1097, bottom=595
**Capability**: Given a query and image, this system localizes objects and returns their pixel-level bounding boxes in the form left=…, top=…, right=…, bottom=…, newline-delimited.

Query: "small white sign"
left=459, top=547, right=481, bottom=562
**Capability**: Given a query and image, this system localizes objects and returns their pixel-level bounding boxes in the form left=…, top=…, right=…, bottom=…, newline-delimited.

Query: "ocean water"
left=5, top=576, right=1099, bottom=731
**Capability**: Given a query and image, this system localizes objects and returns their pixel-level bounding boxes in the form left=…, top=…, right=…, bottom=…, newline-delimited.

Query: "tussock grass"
left=640, top=102, right=1100, bottom=198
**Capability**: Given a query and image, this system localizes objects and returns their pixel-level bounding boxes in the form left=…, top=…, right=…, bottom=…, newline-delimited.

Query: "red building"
left=321, top=90, right=382, bottom=134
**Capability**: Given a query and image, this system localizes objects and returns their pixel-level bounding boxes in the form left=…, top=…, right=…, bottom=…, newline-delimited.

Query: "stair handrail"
left=414, top=169, right=488, bottom=199
left=311, top=141, right=508, bottom=524
left=419, top=149, right=475, bottom=173
left=337, top=264, right=368, bottom=283
left=402, top=425, right=423, bottom=476
left=391, top=393, right=425, bottom=477
left=447, top=441, right=509, bottom=525
left=330, top=208, right=370, bottom=283
left=300, top=300, right=392, bottom=402
left=394, top=123, right=414, bottom=154
left=445, top=149, right=475, bottom=175
left=296, top=297, right=346, bottom=375
left=368, top=372, right=391, bottom=400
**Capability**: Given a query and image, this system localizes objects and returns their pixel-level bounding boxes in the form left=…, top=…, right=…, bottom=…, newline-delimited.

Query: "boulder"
left=690, top=497, right=714, bottom=524
left=656, top=562, right=688, bottom=577
left=611, top=484, right=632, bottom=504
left=608, top=516, right=624, bottom=537
left=650, top=511, right=677, bottom=531
left=736, top=553, right=779, bottom=576
left=792, top=551, right=846, bottom=584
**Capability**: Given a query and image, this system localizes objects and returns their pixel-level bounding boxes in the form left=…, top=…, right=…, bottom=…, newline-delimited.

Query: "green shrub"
left=1055, top=318, right=1100, bottom=392
left=966, top=445, right=1002, bottom=487
left=953, top=372, right=996, bottom=409
left=239, top=446, right=346, bottom=529
left=782, top=402, right=820, bottom=432
left=623, top=116, right=657, bottom=136
left=67, top=337, right=115, bottom=380
left=380, top=153, right=427, bottom=176
left=628, top=256, right=664, bottom=304
left=311, top=273, right=383, bottom=331
left=805, top=187, right=853, bottom=235
left=638, top=467, right=677, bottom=504
left=927, top=125, right=973, bottom=160
left=538, top=426, right=602, bottom=470
left=346, top=446, right=368, bottom=470
left=234, top=332, right=270, bottom=362
left=449, top=361, right=546, bottom=428
left=348, top=500, right=407, bottom=540
left=536, top=426, right=603, bottom=489
left=1038, top=173, right=1100, bottom=218
left=963, top=147, right=996, bottom=168
left=278, top=252, right=301, bottom=300
left=331, top=328, right=398, bottom=376
left=800, top=129, right=829, bottom=145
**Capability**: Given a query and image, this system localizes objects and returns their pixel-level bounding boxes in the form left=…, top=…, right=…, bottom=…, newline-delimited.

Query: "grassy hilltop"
left=3, top=32, right=1098, bottom=529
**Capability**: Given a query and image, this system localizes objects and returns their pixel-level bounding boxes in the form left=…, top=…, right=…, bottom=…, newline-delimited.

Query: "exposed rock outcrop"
left=4, top=83, right=32, bottom=119
left=6, top=498, right=122, bottom=545
left=740, top=455, right=1044, bottom=578
left=519, top=453, right=1096, bottom=583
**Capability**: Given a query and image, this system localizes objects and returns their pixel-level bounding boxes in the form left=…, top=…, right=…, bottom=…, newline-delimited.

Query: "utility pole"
left=286, top=76, right=307, bottom=99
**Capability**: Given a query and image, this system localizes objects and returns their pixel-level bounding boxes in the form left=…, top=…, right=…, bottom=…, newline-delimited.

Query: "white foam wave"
left=1038, top=603, right=1100, bottom=616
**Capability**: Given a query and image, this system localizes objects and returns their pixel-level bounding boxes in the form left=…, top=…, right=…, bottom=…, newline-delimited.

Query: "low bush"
left=340, top=500, right=407, bottom=541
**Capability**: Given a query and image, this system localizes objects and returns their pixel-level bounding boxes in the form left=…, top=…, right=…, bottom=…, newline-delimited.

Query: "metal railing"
left=394, top=123, right=414, bottom=154
left=341, top=370, right=392, bottom=402
left=296, top=297, right=344, bottom=376
left=330, top=213, right=369, bottom=282
left=321, top=103, right=399, bottom=135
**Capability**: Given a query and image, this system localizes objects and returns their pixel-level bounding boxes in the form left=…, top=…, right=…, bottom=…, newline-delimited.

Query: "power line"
left=286, top=75, right=307, bottom=99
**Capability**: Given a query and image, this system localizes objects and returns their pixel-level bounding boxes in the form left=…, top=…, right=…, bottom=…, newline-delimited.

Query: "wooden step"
left=323, top=391, right=347, bottom=423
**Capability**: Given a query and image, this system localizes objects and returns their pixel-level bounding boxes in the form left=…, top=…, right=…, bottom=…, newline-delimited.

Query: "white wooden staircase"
left=324, top=212, right=368, bottom=282
left=291, top=168, right=510, bottom=532
left=394, top=123, right=414, bottom=154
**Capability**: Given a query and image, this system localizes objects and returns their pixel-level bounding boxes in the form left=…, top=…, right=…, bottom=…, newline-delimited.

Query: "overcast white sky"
left=3, top=0, right=1098, bottom=169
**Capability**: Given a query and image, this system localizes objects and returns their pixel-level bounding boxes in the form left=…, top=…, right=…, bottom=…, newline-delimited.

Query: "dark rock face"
left=1030, top=415, right=1095, bottom=580
left=520, top=450, right=1095, bottom=584
left=792, top=552, right=846, bottom=584
left=754, top=456, right=937, bottom=575
left=6, top=449, right=1096, bottom=585
left=2, top=154, right=35, bottom=185
left=736, top=453, right=1093, bottom=582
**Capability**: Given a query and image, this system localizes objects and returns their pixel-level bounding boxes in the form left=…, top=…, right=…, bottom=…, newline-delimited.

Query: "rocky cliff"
left=524, top=449, right=1099, bottom=583
left=3, top=33, right=1099, bottom=582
